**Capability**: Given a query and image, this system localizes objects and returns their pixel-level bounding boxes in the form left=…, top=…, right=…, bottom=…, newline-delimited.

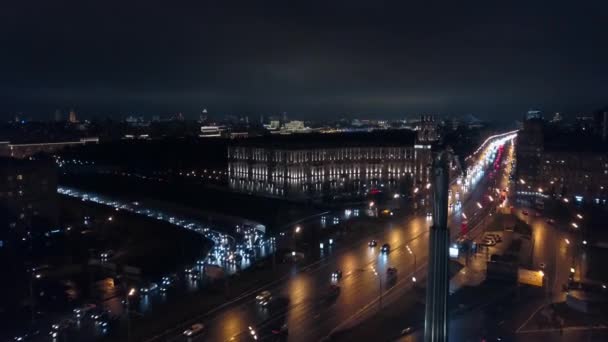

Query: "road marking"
left=515, top=302, right=546, bottom=333
left=517, top=325, right=608, bottom=334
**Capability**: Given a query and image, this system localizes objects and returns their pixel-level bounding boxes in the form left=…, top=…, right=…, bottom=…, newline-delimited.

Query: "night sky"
left=1, top=1, right=607, bottom=121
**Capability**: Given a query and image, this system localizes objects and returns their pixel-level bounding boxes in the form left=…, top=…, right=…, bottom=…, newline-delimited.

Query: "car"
left=331, top=270, right=343, bottom=280
left=139, top=282, right=159, bottom=294
left=73, top=304, right=96, bottom=319
left=89, top=308, right=110, bottom=320
left=50, top=319, right=76, bottom=338
left=387, top=267, right=398, bottom=277
left=182, top=323, right=205, bottom=338
left=271, top=323, right=289, bottom=336
left=99, top=250, right=114, bottom=259
left=256, top=291, right=272, bottom=306
left=401, top=326, right=414, bottom=336
left=368, top=240, right=378, bottom=247
left=381, top=243, right=390, bottom=253
left=328, top=284, right=341, bottom=297
left=522, top=210, right=529, bottom=216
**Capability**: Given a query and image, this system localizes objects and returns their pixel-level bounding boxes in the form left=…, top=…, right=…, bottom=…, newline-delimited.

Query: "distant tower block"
left=68, top=109, right=77, bottom=123
left=417, top=115, right=439, bottom=143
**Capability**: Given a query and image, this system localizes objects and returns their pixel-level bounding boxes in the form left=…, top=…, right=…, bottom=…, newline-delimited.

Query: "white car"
left=183, top=323, right=204, bottom=338
left=256, top=291, right=272, bottom=306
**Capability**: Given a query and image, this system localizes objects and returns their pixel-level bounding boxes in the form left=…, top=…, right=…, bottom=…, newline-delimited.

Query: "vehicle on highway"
left=328, top=284, right=341, bottom=297
left=73, top=304, right=96, bottom=319
left=401, top=326, right=414, bottom=336
left=331, top=270, right=343, bottom=280
left=368, top=240, right=377, bottom=247
left=381, top=243, right=390, bottom=253
left=49, top=319, right=76, bottom=338
left=271, top=323, right=289, bottom=336
left=256, top=290, right=272, bottom=306
left=140, top=282, right=159, bottom=294
left=183, top=323, right=205, bottom=338
left=99, top=250, right=114, bottom=259
left=387, top=267, right=398, bottom=277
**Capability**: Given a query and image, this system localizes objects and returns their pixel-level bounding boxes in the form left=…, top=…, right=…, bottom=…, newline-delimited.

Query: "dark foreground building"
left=0, top=157, right=58, bottom=246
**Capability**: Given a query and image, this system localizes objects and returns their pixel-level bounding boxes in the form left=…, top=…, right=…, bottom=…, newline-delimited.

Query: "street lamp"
left=406, top=245, right=417, bottom=271
left=565, top=238, right=570, bottom=245
left=571, top=222, right=579, bottom=229
left=576, top=214, right=583, bottom=219
left=293, top=226, right=301, bottom=252
left=126, top=287, right=136, bottom=342
left=372, top=267, right=382, bottom=310
left=476, top=202, right=482, bottom=209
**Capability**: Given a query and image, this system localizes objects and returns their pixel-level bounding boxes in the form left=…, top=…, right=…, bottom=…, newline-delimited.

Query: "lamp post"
left=126, top=288, right=136, bottom=342
left=406, top=245, right=417, bottom=271
left=293, top=226, right=301, bottom=254
left=372, top=267, right=383, bottom=310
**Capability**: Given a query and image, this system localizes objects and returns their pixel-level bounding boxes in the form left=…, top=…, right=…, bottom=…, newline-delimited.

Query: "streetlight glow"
left=565, top=238, right=570, bottom=244
left=128, top=288, right=136, bottom=296
left=576, top=214, right=583, bottom=219
left=571, top=222, right=579, bottom=229
left=570, top=267, right=575, bottom=273
left=476, top=202, right=482, bottom=209
left=295, top=226, right=301, bottom=233
left=425, top=183, right=431, bottom=190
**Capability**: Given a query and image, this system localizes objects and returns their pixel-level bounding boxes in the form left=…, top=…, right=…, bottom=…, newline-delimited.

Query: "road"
left=157, top=138, right=514, bottom=342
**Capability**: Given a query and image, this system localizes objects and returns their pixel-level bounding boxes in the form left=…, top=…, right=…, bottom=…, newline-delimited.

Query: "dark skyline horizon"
left=2, top=1, right=607, bottom=121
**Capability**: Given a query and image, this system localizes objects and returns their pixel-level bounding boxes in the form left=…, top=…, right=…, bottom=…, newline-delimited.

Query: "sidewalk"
left=450, top=252, right=487, bottom=294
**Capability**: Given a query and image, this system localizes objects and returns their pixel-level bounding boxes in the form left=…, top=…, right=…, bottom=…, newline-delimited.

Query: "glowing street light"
left=476, top=202, right=482, bottom=209
left=582, top=240, right=587, bottom=245
left=128, top=288, right=136, bottom=297
left=425, top=183, right=431, bottom=190
left=576, top=214, right=583, bottom=219
left=571, top=222, right=579, bottom=229
left=295, top=226, right=301, bottom=233
left=519, top=179, right=526, bottom=185
left=462, top=213, right=467, bottom=219
left=565, top=238, right=570, bottom=245
left=570, top=267, right=575, bottom=274
left=563, top=198, right=570, bottom=203
left=538, top=188, right=543, bottom=193
left=413, top=187, right=419, bottom=194
left=369, top=201, right=375, bottom=207
left=488, top=195, right=494, bottom=202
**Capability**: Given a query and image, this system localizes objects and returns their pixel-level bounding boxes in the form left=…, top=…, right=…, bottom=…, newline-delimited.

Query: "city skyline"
left=2, top=1, right=608, bottom=121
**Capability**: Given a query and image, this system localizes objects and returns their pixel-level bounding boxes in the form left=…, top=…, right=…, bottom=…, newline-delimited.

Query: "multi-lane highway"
left=153, top=136, right=516, bottom=342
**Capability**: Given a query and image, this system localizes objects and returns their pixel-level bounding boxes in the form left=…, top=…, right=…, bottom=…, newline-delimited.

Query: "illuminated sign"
left=449, top=246, right=459, bottom=258
left=414, top=144, right=432, bottom=150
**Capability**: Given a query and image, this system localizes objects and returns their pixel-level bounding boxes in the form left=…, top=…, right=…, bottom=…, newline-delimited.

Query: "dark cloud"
left=1, top=1, right=607, bottom=120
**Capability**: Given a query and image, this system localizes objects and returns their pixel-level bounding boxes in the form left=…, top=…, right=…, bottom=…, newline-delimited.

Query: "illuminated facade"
left=516, top=118, right=608, bottom=204
left=228, top=134, right=433, bottom=202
